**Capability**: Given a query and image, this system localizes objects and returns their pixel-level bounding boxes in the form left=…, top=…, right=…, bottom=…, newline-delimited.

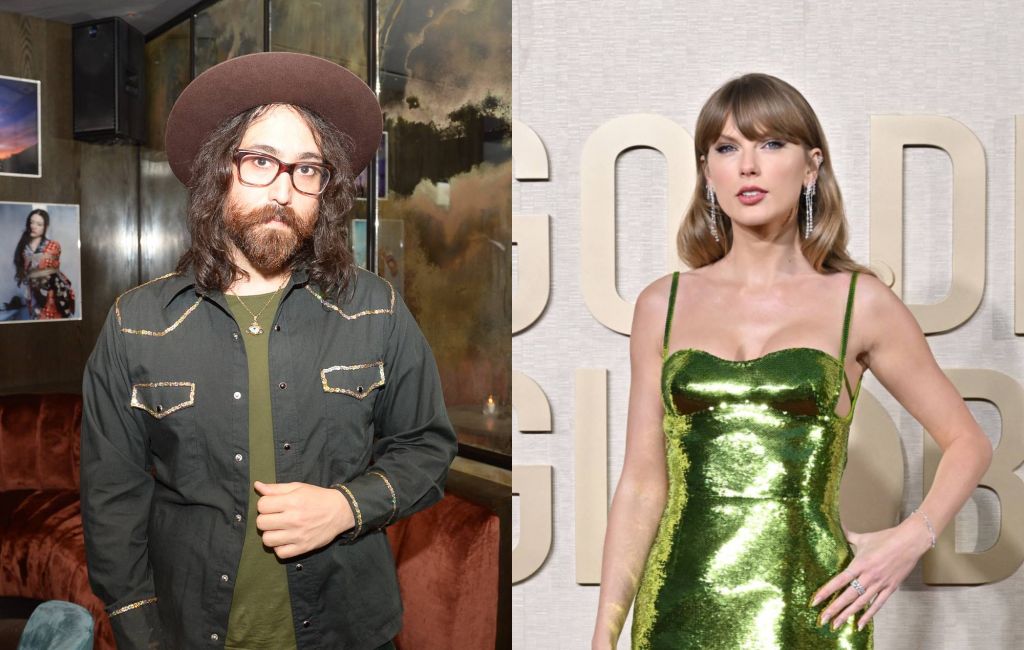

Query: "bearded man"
left=80, top=53, right=457, bottom=650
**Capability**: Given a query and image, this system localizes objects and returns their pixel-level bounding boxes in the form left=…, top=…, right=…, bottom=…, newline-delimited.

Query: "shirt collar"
left=161, top=266, right=311, bottom=310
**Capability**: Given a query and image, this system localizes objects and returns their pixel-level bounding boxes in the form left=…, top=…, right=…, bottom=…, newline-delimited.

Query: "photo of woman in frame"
left=0, top=202, right=80, bottom=322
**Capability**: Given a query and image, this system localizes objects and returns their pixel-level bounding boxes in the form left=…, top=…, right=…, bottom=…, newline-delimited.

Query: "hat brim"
left=165, top=52, right=383, bottom=187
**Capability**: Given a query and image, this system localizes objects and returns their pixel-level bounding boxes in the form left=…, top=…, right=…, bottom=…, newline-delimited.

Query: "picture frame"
left=355, top=131, right=388, bottom=200
left=350, top=217, right=404, bottom=291
left=0, top=75, right=41, bottom=178
left=0, top=201, right=81, bottom=323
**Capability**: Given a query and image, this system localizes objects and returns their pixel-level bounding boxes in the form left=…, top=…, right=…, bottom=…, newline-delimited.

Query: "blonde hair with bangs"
left=679, top=73, right=876, bottom=278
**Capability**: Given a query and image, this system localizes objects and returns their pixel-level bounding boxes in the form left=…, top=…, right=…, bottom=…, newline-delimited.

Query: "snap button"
left=302, top=619, right=310, bottom=628
left=295, top=563, right=303, bottom=571
left=156, top=404, right=163, bottom=413
left=233, top=391, right=242, bottom=400
left=232, top=332, right=239, bottom=340
left=220, top=574, right=229, bottom=582
left=234, top=513, right=242, bottom=522
left=274, top=324, right=281, bottom=331
left=279, top=382, right=287, bottom=390
left=356, top=385, right=364, bottom=393
left=234, top=453, right=243, bottom=463
left=210, top=633, right=219, bottom=641
left=283, top=442, right=291, bottom=450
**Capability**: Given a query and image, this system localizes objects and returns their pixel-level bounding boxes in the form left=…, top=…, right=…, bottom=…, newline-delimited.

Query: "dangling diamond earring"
left=706, top=185, right=721, bottom=243
left=803, top=181, right=816, bottom=238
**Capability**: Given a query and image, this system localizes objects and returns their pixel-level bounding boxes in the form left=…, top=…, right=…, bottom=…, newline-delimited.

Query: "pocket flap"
left=321, top=361, right=385, bottom=399
left=131, top=382, right=196, bottom=418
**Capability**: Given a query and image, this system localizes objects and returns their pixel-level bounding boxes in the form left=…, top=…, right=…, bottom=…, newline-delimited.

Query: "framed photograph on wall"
left=0, top=201, right=80, bottom=323
left=349, top=217, right=404, bottom=292
left=355, top=131, right=388, bottom=200
left=0, top=75, right=41, bottom=178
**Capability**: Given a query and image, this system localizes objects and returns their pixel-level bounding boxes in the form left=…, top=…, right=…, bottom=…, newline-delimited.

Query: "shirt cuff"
left=332, top=469, right=397, bottom=543
left=107, top=596, right=163, bottom=650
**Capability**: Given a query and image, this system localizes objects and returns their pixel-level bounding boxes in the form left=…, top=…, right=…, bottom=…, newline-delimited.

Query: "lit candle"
left=483, top=394, right=497, bottom=415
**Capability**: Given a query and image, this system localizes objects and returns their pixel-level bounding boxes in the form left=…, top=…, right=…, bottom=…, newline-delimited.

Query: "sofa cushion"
left=386, top=492, right=499, bottom=650
left=0, top=491, right=111, bottom=649
left=0, top=395, right=81, bottom=492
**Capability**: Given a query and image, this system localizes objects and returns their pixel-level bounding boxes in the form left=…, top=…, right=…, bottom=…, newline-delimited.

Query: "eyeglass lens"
left=237, top=153, right=328, bottom=194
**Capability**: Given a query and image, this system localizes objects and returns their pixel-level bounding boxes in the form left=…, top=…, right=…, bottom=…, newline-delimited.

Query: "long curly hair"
left=176, top=103, right=359, bottom=299
left=13, top=208, right=49, bottom=286
left=679, top=73, right=876, bottom=279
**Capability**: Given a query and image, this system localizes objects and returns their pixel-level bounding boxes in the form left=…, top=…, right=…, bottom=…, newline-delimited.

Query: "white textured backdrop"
left=513, top=1, right=1023, bottom=648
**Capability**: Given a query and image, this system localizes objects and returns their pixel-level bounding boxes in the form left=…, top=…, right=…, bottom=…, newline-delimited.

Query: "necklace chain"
left=229, top=274, right=290, bottom=335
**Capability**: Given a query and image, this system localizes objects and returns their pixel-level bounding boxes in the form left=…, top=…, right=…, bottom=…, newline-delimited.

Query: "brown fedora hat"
left=165, top=52, right=382, bottom=187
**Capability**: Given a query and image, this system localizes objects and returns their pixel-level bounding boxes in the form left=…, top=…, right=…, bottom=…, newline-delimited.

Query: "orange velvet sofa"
left=0, top=393, right=500, bottom=649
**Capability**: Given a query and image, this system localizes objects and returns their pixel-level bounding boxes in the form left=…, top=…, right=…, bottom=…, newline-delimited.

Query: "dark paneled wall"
left=139, top=149, right=188, bottom=281
left=79, top=142, right=139, bottom=353
left=0, top=12, right=77, bottom=203
left=0, top=11, right=139, bottom=394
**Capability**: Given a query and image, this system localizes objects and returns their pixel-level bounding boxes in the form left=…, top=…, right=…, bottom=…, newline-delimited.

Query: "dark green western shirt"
left=80, top=267, right=458, bottom=649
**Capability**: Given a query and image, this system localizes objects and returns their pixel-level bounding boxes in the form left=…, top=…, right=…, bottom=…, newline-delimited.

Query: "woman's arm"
left=814, top=273, right=993, bottom=630
left=592, top=276, right=673, bottom=649
left=858, top=274, right=993, bottom=542
left=40, top=239, right=61, bottom=270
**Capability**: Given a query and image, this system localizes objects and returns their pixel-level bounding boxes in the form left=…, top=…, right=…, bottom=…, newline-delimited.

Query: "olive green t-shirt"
left=225, top=289, right=298, bottom=650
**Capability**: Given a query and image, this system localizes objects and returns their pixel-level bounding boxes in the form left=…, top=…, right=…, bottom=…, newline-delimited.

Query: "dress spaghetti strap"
left=838, top=271, right=860, bottom=399
left=663, top=271, right=680, bottom=358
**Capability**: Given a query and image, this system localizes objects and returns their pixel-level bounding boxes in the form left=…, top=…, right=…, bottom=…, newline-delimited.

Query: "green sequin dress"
left=632, top=271, right=873, bottom=650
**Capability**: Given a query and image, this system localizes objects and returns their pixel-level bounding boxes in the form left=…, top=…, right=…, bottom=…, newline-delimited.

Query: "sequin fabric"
left=632, top=271, right=871, bottom=650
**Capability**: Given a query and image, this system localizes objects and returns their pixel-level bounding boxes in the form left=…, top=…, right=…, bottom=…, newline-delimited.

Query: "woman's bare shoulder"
left=852, top=271, right=900, bottom=313
left=630, top=273, right=675, bottom=337
left=637, top=272, right=673, bottom=304
left=845, top=271, right=914, bottom=360
left=633, top=271, right=703, bottom=330
left=636, top=271, right=699, bottom=314
left=851, top=271, right=912, bottom=327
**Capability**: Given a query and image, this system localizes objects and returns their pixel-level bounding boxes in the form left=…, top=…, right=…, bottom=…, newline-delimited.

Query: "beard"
left=223, top=201, right=316, bottom=275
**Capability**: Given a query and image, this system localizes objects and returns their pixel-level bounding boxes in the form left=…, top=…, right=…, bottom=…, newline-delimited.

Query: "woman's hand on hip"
left=810, top=515, right=934, bottom=631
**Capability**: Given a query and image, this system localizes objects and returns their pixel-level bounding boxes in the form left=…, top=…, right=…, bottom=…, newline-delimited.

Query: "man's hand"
left=254, top=481, right=355, bottom=559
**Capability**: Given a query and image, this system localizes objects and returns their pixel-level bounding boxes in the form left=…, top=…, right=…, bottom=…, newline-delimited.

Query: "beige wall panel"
left=574, top=368, right=607, bottom=584
left=869, top=116, right=986, bottom=334
left=513, top=464, right=553, bottom=583
left=923, top=369, right=1024, bottom=584
left=1017, top=116, right=1024, bottom=335
left=841, top=389, right=905, bottom=534
left=512, top=214, right=550, bottom=333
left=580, top=114, right=693, bottom=334
left=513, top=119, right=550, bottom=180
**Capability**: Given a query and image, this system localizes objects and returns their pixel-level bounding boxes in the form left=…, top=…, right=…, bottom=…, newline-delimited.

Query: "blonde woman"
left=592, top=73, right=992, bottom=649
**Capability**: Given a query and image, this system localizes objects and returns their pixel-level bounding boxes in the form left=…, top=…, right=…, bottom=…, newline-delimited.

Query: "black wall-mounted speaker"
left=72, top=17, right=146, bottom=144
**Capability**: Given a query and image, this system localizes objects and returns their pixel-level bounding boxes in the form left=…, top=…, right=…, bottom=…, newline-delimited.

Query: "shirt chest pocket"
left=131, top=381, right=203, bottom=482
left=320, top=361, right=385, bottom=400
left=319, top=362, right=384, bottom=474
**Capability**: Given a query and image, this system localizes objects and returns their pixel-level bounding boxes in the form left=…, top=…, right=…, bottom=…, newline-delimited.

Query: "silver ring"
left=849, top=578, right=866, bottom=596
